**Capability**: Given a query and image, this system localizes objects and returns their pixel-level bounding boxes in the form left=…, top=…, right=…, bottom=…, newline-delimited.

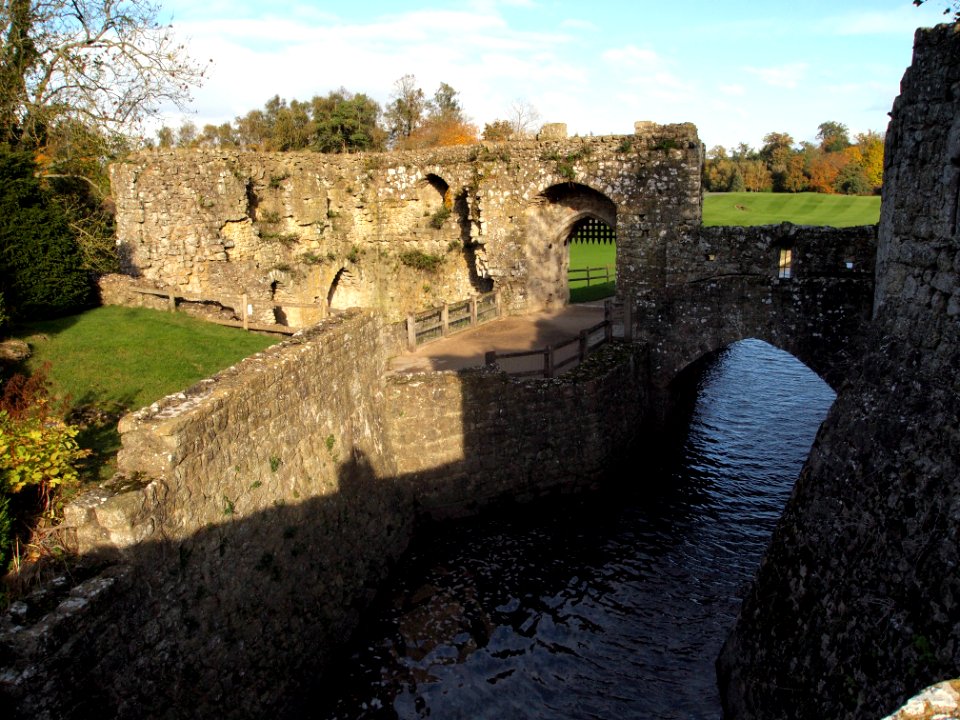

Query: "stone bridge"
left=110, top=122, right=876, bottom=399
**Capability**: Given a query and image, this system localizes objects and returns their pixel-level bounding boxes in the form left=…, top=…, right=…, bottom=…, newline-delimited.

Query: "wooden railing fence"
left=568, top=264, right=615, bottom=287
left=484, top=300, right=633, bottom=378
left=406, top=291, right=501, bottom=350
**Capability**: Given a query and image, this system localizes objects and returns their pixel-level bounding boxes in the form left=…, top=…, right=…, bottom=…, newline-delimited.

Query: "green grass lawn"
left=11, top=306, right=280, bottom=481
left=568, top=240, right=616, bottom=303
left=703, top=192, right=881, bottom=227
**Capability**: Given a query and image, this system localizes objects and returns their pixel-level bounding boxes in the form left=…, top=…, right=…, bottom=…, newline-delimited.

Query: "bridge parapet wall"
left=385, top=343, right=647, bottom=518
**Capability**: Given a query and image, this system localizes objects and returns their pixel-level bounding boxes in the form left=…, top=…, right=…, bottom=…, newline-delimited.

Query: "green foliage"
left=0, top=493, right=11, bottom=571
left=0, top=150, right=92, bottom=320
left=541, top=148, right=591, bottom=181
left=702, top=192, right=881, bottom=227
left=0, top=292, right=7, bottom=333
left=269, top=456, right=282, bottom=472
left=0, top=369, right=89, bottom=532
left=399, top=250, right=444, bottom=272
left=429, top=205, right=452, bottom=229
left=268, top=172, right=290, bottom=189
left=346, top=246, right=361, bottom=263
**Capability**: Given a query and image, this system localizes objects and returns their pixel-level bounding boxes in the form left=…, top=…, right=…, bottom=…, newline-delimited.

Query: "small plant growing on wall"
left=346, top=245, right=361, bottom=263
left=259, top=209, right=281, bottom=224
left=268, top=173, right=290, bottom=189
left=399, top=249, right=444, bottom=272
left=429, top=205, right=452, bottom=229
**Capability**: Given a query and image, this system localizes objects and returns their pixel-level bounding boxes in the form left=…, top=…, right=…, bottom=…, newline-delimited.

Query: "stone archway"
left=522, top=183, right=618, bottom=310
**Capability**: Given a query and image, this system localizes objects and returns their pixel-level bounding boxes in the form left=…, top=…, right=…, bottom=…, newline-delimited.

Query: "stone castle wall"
left=0, top=314, right=646, bottom=718
left=644, top=222, right=876, bottom=398
left=718, top=23, right=960, bottom=719
left=386, top=343, right=647, bottom=518
left=109, top=124, right=702, bottom=324
left=2, top=310, right=414, bottom=717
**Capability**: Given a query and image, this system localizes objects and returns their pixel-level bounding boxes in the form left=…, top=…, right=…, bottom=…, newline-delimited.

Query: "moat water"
left=310, top=339, right=835, bottom=719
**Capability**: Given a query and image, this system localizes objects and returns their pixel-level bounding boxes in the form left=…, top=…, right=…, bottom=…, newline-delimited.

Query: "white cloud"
left=744, top=63, right=809, bottom=89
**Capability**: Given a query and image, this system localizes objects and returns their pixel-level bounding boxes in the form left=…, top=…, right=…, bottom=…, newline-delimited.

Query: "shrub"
left=0, top=150, right=92, bottom=320
left=0, top=369, right=88, bottom=519
left=429, top=205, right=452, bottom=229
left=399, top=249, right=444, bottom=272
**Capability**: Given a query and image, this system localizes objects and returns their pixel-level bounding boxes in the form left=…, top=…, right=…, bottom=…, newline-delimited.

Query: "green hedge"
left=0, top=150, right=92, bottom=320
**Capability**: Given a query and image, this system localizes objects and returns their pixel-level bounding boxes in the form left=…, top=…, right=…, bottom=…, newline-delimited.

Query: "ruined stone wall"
left=640, top=223, right=876, bottom=400
left=1, top=316, right=648, bottom=718
left=109, top=124, right=702, bottom=324
left=1, top=310, right=415, bottom=718
left=718, top=23, right=960, bottom=719
left=385, top=343, right=647, bottom=518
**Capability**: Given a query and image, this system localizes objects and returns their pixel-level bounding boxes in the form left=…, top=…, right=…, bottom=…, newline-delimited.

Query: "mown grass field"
left=12, top=306, right=280, bottom=481
left=702, top=192, right=881, bottom=227
left=568, top=241, right=616, bottom=302
left=565, top=192, right=880, bottom=302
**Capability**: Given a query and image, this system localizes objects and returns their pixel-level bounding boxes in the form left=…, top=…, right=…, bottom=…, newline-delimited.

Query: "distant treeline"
left=153, top=76, right=542, bottom=154
left=704, top=122, right=883, bottom=195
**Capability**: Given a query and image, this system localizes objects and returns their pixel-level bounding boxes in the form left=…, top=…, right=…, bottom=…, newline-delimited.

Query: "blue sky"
left=158, top=0, right=953, bottom=150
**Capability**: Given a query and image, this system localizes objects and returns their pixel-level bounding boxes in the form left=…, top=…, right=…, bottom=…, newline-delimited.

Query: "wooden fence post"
left=485, top=350, right=497, bottom=367
left=242, top=293, right=249, bottom=331
left=167, top=291, right=176, bottom=312
left=407, top=315, right=417, bottom=351
left=579, top=329, right=588, bottom=361
left=441, top=302, right=450, bottom=336
left=470, top=296, right=478, bottom=326
left=544, top=346, right=554, bottom=378
left=495, top=291, right=502, bottom=318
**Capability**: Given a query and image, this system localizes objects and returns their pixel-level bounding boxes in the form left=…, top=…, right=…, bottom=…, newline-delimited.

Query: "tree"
left=384, top=74, right=427, bottom=146
left=817, top=121, right=850, bottom=153
left=156, top=124, right=174, bottom=148
left=431, top=82, right=464, bottom=123
left=482, top=119, right=514, bottom=142
left=761, top=132, right=796, bottom=191
left=311, top=89, right=384, bottom=153
left=0, top=0, right=206, bottom=147
left=854, top=131, right=884, bottom=192
left=507, top=98, right=540, bottom=138
left=0, top=149, right=91, bottom=318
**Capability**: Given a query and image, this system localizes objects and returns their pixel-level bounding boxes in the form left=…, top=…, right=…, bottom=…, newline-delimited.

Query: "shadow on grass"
left=569, top=281, right=616, bottom=303
left=68, top=390, right=140, bottom=486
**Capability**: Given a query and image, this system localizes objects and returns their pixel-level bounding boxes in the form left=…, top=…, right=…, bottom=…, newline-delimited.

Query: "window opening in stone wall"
left=567, top=216, right=616, bottom=303
left=778, top=248, right=793, bottom=280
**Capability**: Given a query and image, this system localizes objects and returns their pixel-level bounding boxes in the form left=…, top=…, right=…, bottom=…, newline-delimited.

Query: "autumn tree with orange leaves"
left=703, top=122, right=885, bottom=195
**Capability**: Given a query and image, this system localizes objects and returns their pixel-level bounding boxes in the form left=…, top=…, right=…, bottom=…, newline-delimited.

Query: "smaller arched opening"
left=522, top=183, right=618, bottom=311
left=566, top=215, right=617, bottom=303
left=327, top=266, right=364, bottom=312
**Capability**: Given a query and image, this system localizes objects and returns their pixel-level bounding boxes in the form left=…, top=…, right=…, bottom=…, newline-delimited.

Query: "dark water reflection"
left=309, top=339, right=835, bottom=719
